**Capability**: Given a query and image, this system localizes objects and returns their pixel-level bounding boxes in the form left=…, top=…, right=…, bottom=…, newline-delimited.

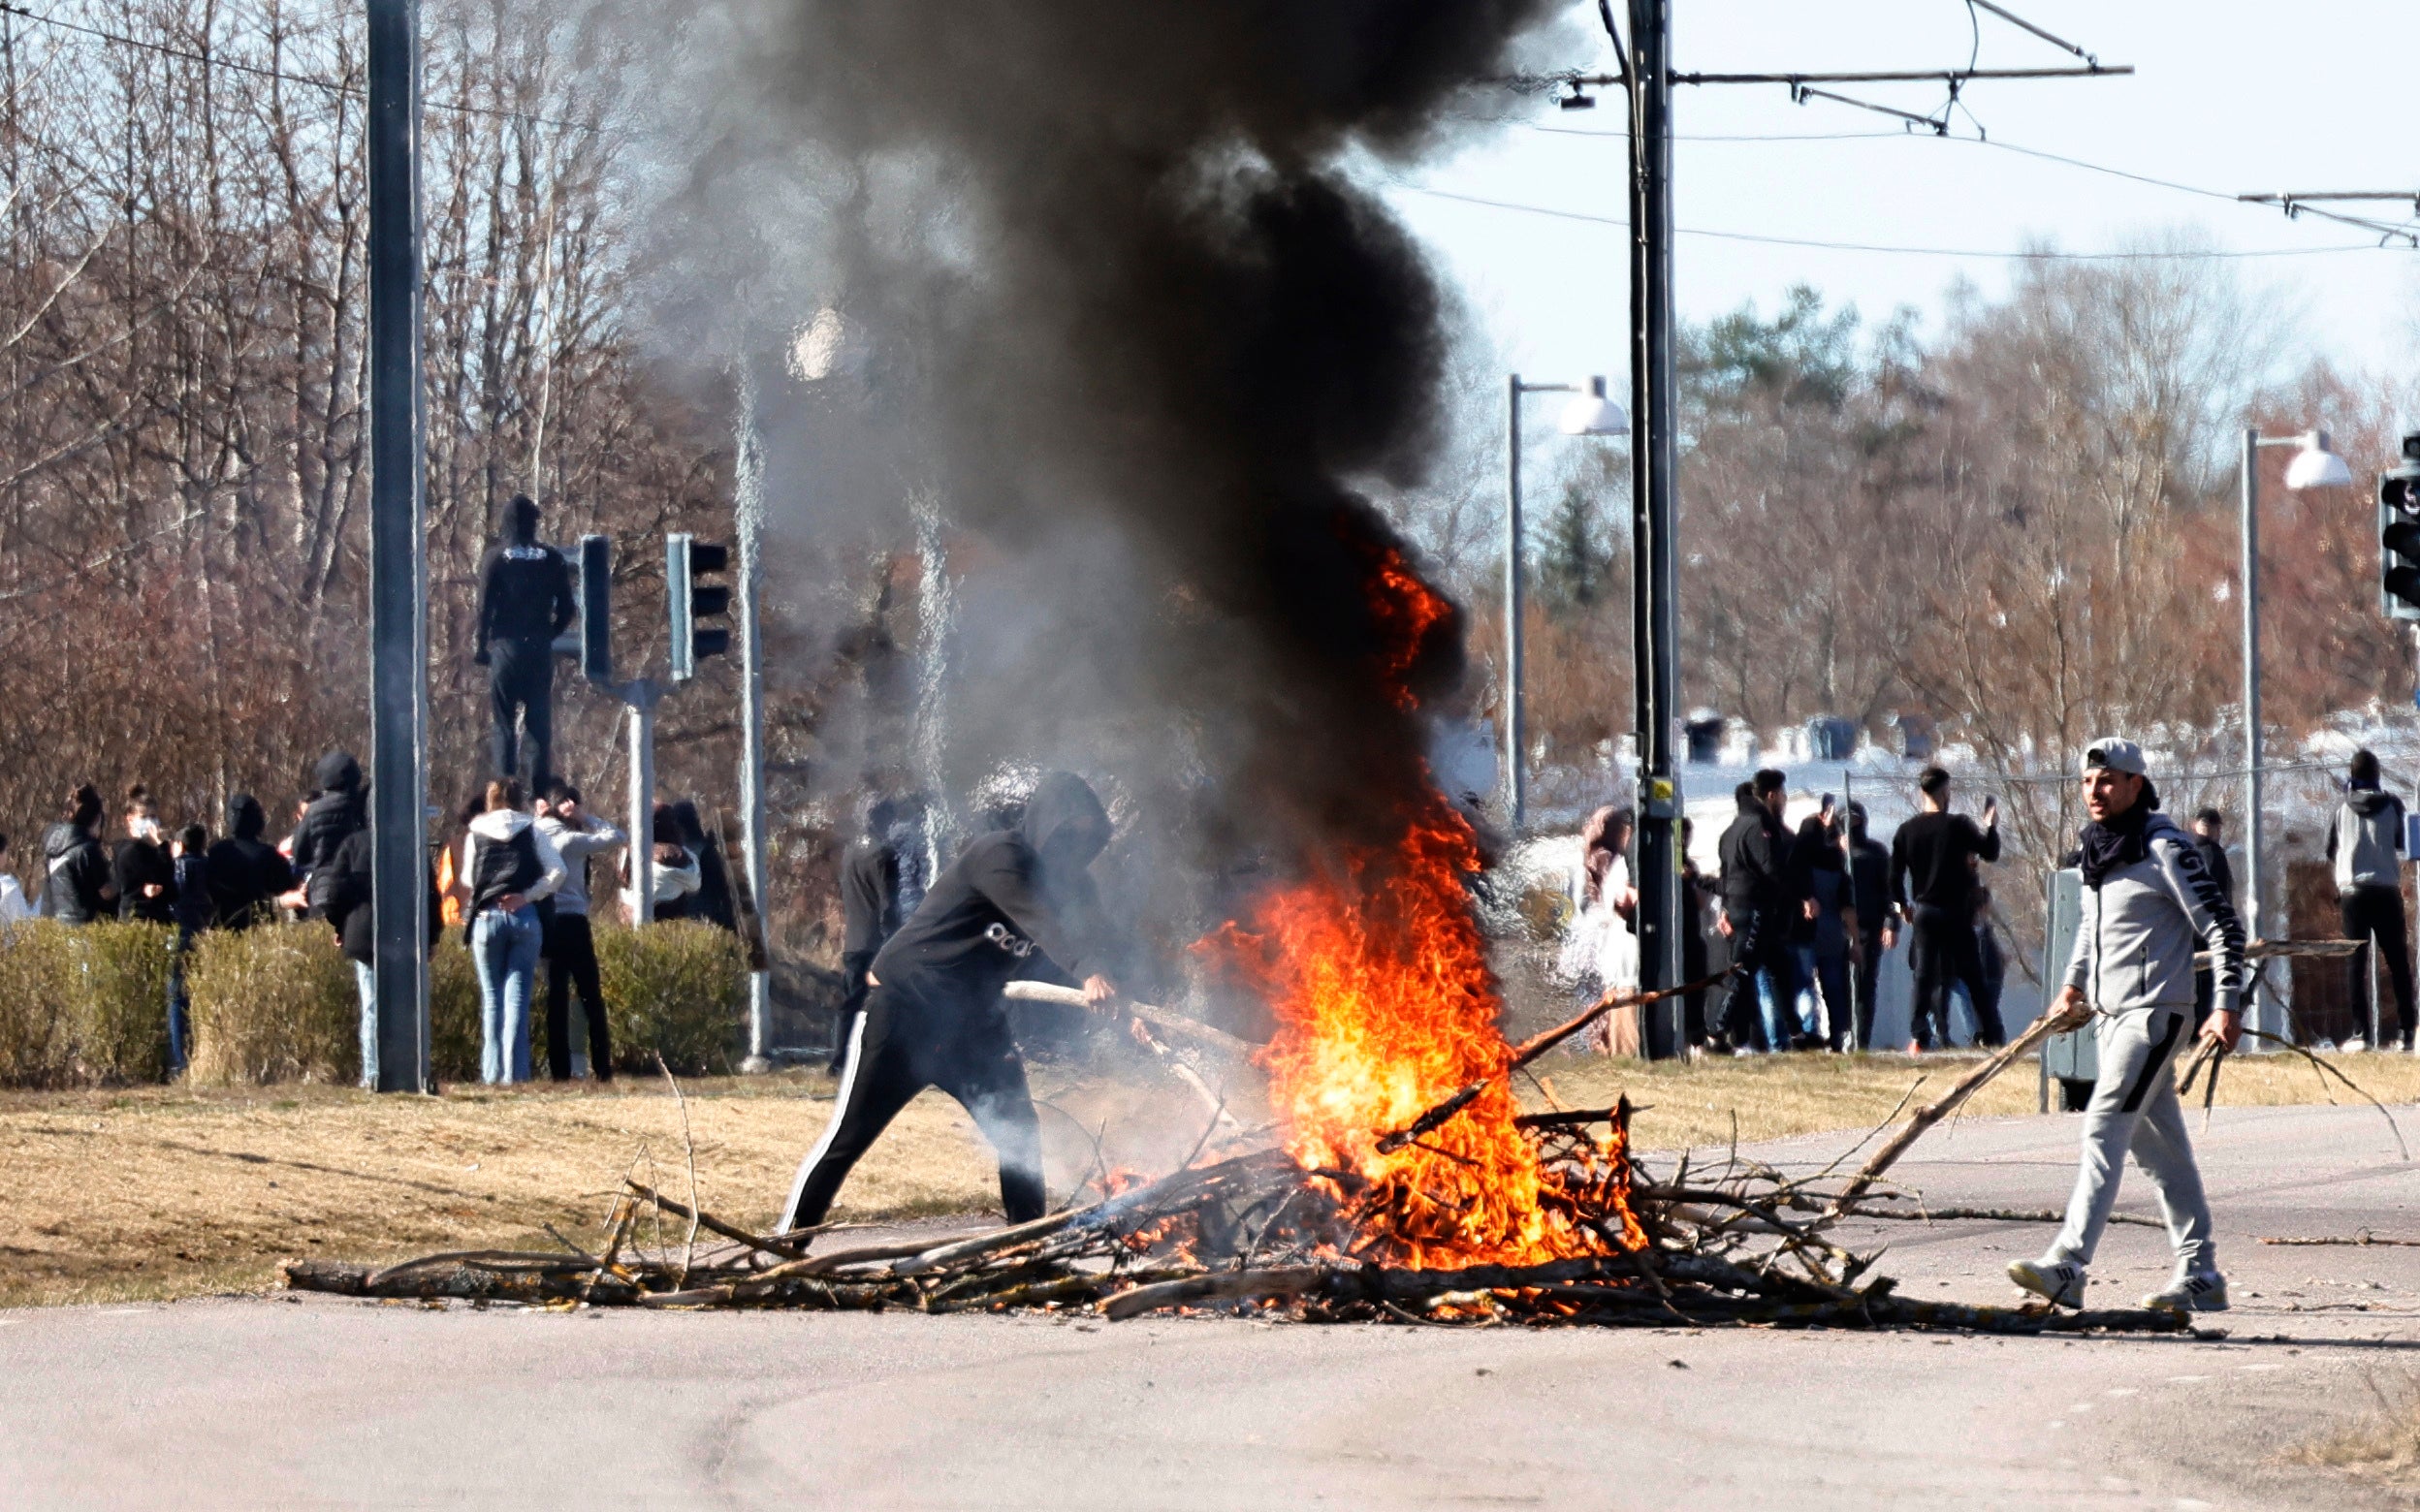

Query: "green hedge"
left=0, top=917, right=747, bottom=1088
left=0, top=921, right=175, bottom=1087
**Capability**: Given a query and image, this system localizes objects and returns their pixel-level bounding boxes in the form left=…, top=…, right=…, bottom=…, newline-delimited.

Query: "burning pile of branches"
left=279, top=1094, right=2181, bottom=1334
left=283, top=993, right=2188, bottom=1335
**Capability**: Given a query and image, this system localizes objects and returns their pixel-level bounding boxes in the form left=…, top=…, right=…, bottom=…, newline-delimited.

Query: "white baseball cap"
left=2082, top=738, right=2148, bottom=776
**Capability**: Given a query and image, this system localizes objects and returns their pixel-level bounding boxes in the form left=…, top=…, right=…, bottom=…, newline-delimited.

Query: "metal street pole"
left=735, top=369, right=773, bottom=1070
left=2240, top=429, right=2262, bottom=1014
left=366, top=0, right=429, bottom=1092
left=1628, top=0, right=1684, bottom=1058
left=628, top=689, right=657, bottom=926
left=1505, top=373, right=1526, bottom=831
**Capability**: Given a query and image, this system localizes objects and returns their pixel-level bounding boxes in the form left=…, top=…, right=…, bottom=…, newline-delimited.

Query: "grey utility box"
left=2039, top=867, right=2095, bottom=1111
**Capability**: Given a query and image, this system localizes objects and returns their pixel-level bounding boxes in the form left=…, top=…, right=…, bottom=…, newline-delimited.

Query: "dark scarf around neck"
left=2077, top=801, right=2153, bottom=888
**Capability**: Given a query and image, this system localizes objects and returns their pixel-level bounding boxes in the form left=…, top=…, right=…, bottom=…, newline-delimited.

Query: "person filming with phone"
left=1890, top=765, right=2005, bottom=1050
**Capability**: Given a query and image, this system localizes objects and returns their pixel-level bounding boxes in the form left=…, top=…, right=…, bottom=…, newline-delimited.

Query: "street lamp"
left=2240, top=425, right=2350, bottom=1036
left=1507, top=374, right=1630, bottom=829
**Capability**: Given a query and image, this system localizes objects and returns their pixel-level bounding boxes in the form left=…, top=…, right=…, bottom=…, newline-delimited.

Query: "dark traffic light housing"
left=2382, top=433, right=2420, bottom=622
left=579, top=534, right=614, bottom=684
left=668, top=533, right=732, bottom=681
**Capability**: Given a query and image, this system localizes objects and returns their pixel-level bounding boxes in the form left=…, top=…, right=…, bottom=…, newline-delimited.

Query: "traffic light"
left=667, top=532, right=731, bottom=681
left=2382, top=433, right=2420, bottom=622
left=579, top=534, right=614, bottom=684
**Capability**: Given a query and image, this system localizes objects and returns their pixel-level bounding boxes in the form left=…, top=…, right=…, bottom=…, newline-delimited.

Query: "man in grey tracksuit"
left=2010, top=738, right=2246, bottom=1316
left=2326, top=748, right=2411, bottom=1051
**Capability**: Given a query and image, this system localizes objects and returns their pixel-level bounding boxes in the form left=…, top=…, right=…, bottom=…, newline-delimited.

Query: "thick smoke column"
left=681, top=1, right=1571, bottom=872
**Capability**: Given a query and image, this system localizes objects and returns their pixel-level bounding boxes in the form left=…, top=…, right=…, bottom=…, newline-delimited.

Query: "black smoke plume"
left=663, top=1, right=1571, bottom=878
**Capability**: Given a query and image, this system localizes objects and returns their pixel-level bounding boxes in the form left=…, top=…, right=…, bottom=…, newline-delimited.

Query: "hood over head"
left=226, top=794, right=267, bottom=841
left=313, top=750, right=363, bottom=795
left=1021, top=772, right=1111, bottom=871
left=505, top=493, right=540, bottom=546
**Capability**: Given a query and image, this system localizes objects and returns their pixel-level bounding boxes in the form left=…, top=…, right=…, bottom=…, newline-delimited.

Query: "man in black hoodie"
left=779, top=773, right=1120, bottom=1235
left=1891, top=766, right=2004, bottom=1050
left=2327, top=749, right=2411, bottom=1050
left=41, top=783, right=113, bottom=924
left=289, top=751, right=367, bottom=891
left=1715, top=771, right=1805, bottom=1053
left=207, top=795, right=296, bottom=931
left=474, top=494, right=578, bottom=792
left=830, top=794, right=910, bottom=1075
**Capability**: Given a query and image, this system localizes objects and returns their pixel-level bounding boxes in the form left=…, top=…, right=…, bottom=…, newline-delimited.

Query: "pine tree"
left=1537, top=481, right=1613, bottom=618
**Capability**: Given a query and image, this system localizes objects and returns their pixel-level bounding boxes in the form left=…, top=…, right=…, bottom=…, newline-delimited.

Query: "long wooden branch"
left=1002, top=981, right=1258, bottom=1058
left=1825, top=1007, right=2081, bottom=1219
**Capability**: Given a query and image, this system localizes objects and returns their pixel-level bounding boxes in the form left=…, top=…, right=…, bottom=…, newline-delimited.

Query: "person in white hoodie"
left=536, top=782, right=625, bottom=1082
left=0, top=833, right=31, bottom=926
left=447, top=778, right=567, bottom=1085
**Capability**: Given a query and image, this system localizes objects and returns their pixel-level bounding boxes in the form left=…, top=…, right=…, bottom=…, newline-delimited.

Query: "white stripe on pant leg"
left=781, top=1009, right=872, bottom=1231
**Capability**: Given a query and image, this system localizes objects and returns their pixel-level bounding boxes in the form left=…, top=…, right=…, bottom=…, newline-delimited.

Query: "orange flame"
left=1206, top=545, right=1638, bottom=1268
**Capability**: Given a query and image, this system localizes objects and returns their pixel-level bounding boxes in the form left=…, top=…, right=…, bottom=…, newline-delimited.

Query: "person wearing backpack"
left=447, top=778, right=567, bottom=1085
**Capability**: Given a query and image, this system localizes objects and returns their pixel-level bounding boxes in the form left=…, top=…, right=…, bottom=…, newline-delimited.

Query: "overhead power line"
left=0, top=1, right=598, bottom=132
left=1389, top=182, right=2389, bottom=261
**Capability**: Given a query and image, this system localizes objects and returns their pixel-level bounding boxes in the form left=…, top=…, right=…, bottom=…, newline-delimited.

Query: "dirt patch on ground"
left=7, top=1047, right=2414, bottom=1307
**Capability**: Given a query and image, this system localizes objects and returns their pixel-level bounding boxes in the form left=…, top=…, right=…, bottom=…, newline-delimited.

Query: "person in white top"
left=0, top=832, right=31, bottom=926
left=445, top=778, right=567, bottom=1085
left=1564, top=806, right=1639, bottom=1052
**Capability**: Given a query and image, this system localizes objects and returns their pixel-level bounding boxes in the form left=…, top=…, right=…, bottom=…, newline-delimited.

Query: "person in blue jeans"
left=166, top=824, right=215, bottom=1075
left=449, top=778, right=567, bottom=1085
left=316, top=826, right=442, bottom=1088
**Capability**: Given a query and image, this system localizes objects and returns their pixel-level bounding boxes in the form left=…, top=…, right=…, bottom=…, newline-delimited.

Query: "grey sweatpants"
left=2048, top=1006, right=2216, bottom=1275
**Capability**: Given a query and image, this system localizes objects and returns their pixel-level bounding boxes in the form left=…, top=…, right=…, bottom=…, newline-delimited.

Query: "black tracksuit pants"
left=1907, top=902, right=2003, bottom=1050
left=780, top=981, right=1046, bottom=1233
left=2341, top=885, right=2416, bottom=1045
left=545, top=913, right=612, bottom=1081
left=1851, top=935, right=1883, bottom=1052
left=488, top=638, right=556, bottom=789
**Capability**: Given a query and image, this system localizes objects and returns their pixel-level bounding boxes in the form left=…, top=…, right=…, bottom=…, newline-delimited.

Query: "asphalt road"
left=7, top=1102, right=2420, bottom=1510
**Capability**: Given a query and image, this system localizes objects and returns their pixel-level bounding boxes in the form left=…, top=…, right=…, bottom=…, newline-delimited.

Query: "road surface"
left=5, top=1102, right=2418, bottom=1509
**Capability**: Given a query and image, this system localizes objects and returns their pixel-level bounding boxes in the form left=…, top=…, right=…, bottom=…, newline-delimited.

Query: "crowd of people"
left=1567, top=765, right=2024, bottom=1056
left=5, top=756, right=743, bottom=1087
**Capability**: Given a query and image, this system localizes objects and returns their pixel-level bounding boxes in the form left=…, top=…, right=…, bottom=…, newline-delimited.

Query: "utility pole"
left=1574, top=3, right=2128, bottom=1059
left=366, top=0, right=429, bottom=1092
left=1624, top=0, right=1684, bottom=1059
left=627, top=687, right=658, bottom=925
left=1505, top=373, right=1526, bottom=831
left=734, top=368, right=774, bottom=1071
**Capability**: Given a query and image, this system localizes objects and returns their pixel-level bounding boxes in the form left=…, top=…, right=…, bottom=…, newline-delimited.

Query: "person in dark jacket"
left=2188, top=808, right=2237, bottom=1031
left=318, top=827, right=443, bottom=1088
left=780, top=772, right=1122, bottom=1235
left=111, top=786, right=176, bottom=926
left=206, top=795, right=295, bottom=931
left=1679, top=818, right=1712, bottom=1048
left=165, top=824, right=213, bottom=1076
left=2328, top=749, right=2412, bottom=1050
left=1792, top=803, right=1855, bottom=1053
left=474, top=494, right=578, bottom=791
left=1845, top=802, right=1896, bottom=1053
left=664, top=800, right=738, bottom=932
left=831, top=795, right=908, bottom=1074
left=1890, top=766, right=2004, bottom=1050
left=1714, top=771, right=1807, bottom=1054
left=289, top=751, right=367, bottom=889
left=40, top=783, right=113, bottom=924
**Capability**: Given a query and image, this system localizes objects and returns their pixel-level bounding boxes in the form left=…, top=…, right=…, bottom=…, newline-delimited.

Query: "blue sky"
left=1385, top=0, right=2420, bottom=393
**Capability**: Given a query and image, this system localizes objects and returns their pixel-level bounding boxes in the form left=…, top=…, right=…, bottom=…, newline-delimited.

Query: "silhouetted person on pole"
left=475, top=493, right=577, bottom=791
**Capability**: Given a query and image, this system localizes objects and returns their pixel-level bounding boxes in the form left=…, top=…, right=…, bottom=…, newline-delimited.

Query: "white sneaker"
left=2142, top=1272, right=2229, bottom=1314
left=2008, top=1258, right=2086, bottom=1309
